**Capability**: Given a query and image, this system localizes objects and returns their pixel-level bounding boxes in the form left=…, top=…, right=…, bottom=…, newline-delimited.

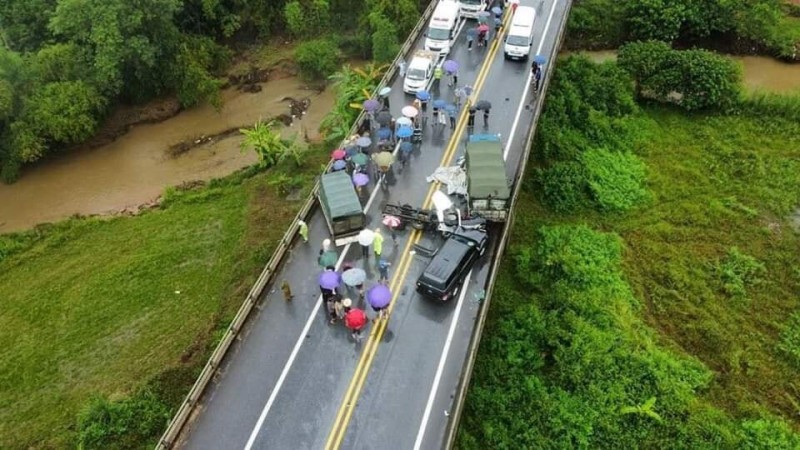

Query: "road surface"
left=178, top=0, right=571, bottom=448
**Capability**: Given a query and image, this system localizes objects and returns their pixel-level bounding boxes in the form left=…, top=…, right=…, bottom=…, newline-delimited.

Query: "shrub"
left=582, top=148, right=649, bottom=213
left=565, top=0, right=626, bottom=49
left=77, top=389, right=171, bottom=449
left=714, top=247, right=766, bottom=299
left=740, top=418, right=800, bottom=449
left=369, top=12, right=400, bottom=64
left=294, top=38, right=341, bottom=80
left=778, top=311, right=800, bottom=367
left=535, top=162, right=590, bottom=213
left=284, top=0, right=330, bottom=38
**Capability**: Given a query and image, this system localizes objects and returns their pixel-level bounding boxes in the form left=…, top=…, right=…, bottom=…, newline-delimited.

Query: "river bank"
left=0, top=76, right=334, bottom=234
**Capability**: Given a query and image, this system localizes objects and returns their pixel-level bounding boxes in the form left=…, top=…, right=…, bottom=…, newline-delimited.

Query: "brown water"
left=0, top=78, right=334, bottom=233
left=564, top=51, right=800, bottom=93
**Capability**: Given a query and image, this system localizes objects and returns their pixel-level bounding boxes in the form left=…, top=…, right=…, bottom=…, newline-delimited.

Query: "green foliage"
left=294, top=38, right=341, bottom=80
left=625, top=0, right=689, bottom=42
left=0, top=0, right=58, bottom=51
left=32, top=43, right=91, bottom=83
left=22, top=81, right=107, bottom=148
left=740, top=418, right=800, bottom=449
left=239, top=120, right=302, bottom=167
left=284, top=0, right=331, bottom=38
left=715, top=247, right=765, bottom=299
left=619, top=41, right=742, bottom=111
left=778, top=312, right=800, bottom=367
left=369, top=13, right=401, bottom=64
left=169, top=35, right=228, bottom=108
left=77, top=389, right=171, bottom=449
left=534, top=162, right=589, bottom=213
left=321, top=63, right=385, bottom=143
left=582, top=148, right=649, bottom=213
left=565, top=0, right=626, bottom=49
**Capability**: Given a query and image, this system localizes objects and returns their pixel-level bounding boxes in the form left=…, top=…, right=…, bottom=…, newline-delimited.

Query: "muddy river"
left=0, top=77, right=334, bottom=233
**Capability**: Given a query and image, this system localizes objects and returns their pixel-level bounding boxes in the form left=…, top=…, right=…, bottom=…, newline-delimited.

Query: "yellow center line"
left=325, top=13, right=511, bottom=449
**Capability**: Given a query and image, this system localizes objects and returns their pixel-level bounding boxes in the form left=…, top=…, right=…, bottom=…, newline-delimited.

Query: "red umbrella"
left=331, top=148, right=346, bottom=160
left=344, top=308, right=368, bottom=331
left=477, top=24, right=489, bottom=33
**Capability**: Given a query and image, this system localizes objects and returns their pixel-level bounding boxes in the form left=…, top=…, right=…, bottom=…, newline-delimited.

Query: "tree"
left=284, top=0, right=330, bottom=38
left=0, top=0, right=58, bottom=51
left=239, top=120, right=300, bottom=167
left=294, top=38, right=341, bottom=80
left=369, top=12, right=400, bottom=63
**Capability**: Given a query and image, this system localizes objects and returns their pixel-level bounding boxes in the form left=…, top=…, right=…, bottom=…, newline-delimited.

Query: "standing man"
left=483, top=108, right=490, bottom=127
left=467, top=107, right=476, bottom=129
left=398, top=58, right=407, bottom=77
left=373, top=229, right=384, bottom=258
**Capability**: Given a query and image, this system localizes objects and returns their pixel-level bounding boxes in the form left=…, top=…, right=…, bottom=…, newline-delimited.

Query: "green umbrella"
left=372, top=151, right=395, bottom=167
left=351, top=153, right=369, bottom=166
left=318, top=250, right=338, bottom=267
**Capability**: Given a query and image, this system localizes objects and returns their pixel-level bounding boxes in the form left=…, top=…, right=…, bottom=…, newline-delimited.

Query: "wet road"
left=178, top=0, right=571, bottom=449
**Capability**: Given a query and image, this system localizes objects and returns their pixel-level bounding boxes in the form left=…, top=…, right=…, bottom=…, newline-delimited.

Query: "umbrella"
left=415, top=90, right=431, bottom=101
left=382, top=215, right=402, bottom=228
left=342, top=268, right=367, bottom=286
left=533, top=54, right=547, bottom=65
left=332, top=160, right=347, bottom=171
left=345, top=146, right=359, bottom=157
left=352, top=172, right=369, bottom=187
left=396, top=117, right=412, bottom=127
left=396, top=126, right=413, bottom=139
left=475, top=100, right=492, bottom=111
left=376, top=127, right=392, bottom=140
left=445, top=104, right=457, bottom=114
left=351, top=152, right=369, bottom=166
left=379, top=87, right=392, bottom=97
left=319, top=270, right=341, bottom=290
left=319, top=250, right=338, bottom=267
left=344, top=308, right=368, bottom=330
left=443, top=60, right=458, bottom=74
left=358, top=229, right=375, bottom=246
left=433, top=99, right=447, bottom=109
left=331, top=148, right=346, bottom=160
left=372, top=151, right=395, bottom=167
left=367, top=284, right=392, bottom=309
left=478, top=23, right=489, bottom=33
left=491, top=6, right=503, bottom=16
left=363, top=99, right=380, bottom=112
left=401, top=105, right=419, bottom=118
left=376, top=111, right=392, bottom=126
left=477, top=11, right=491, bottom=23
left=399, top=141, right=413, bottom=154
left=356, top=136, right=372, bottom=148
left=462, top=85, right=474, bottom=96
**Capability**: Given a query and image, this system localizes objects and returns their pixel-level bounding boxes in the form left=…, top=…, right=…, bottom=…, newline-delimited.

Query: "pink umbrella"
left=331, top=149, right=346, bottom=160
left=478, top=23, right=489, bottom=33
left=382, top=215, right=401, bottom=228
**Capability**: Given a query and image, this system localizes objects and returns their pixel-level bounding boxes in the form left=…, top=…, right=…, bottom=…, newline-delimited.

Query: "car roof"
left=420, top=238, right=471, bottom=286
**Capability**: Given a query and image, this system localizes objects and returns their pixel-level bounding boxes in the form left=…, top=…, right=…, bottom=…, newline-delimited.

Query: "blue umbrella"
left=356, top=136, right=372, bottom=148
left=396, top=126, right=413, bottom=139
left=443, top=60, right=458, bottom=74
left=466, top=28, right=477, bottom=38
left=345, top=145, right=358, bottom=157
left=367, top=284, right=392, bottom=309
left=533, top=54, right=547, bottom=65
left=379, top=87, right=392, bottom=97
left=400, top=141, right=413, bottom=154
left=433, top=99, right=447, bottom=109
left=491, top=6, right=503, bottom=16
left=341, top=268, right=367, bottom=287
left=332, top=160, right=347, bottom=171
left=376, top=127, right=392, bottom=140
left=319, top=270, right=341, bottom=290
left=415, top=90, right=431, bottom=101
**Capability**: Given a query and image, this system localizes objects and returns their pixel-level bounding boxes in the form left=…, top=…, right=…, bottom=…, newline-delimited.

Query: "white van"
left=425, top=0, right=461, bottom=56
left=504, top=5, right=536, bottom=60
left=458, top=0, right=488, bottom=19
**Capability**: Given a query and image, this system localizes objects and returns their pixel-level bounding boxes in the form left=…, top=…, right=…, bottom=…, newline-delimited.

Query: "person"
left=449, top=108, right=457, bottom=130
left=398, top=58, right=407, bottom=77
left=321, top=238, right=331, bottom=253
left=467, top=33, right=474, bottom=51
left=388, top=225, right=398, bottom=245
left=281, top=279, right=293, bottom=301
left=325, top=292, right=338, bottom=324
left=494, top=17, right=502, bottom=38
left=335, top=297, right=348, bottom=320
left=452, top=70, right=458, bottom=87
left=361, top=241, right=370, bottom=260
left=438, top=108, right=448, bottom=128
left=345, top=305, right=367, bottom=342
left=478, top=28, right=487, bottom=47
left=531, top=60, right=543, bottom=93
left=297, top=220, right=308, bottom=242
left=433, top=65, right=443, bottom=92
left=378, top=259, right=391, bottom=284
left=373, top=229, right=384, bottom=258
left=432, top=107, right=440, bottom=128
left=467, top=107, right=476, bottom=128
left=483, top=108, right=490, bottom=127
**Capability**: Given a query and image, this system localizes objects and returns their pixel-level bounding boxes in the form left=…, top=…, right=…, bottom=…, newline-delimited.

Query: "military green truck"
left=464, top=134, right=510, bottom=222
left=318, top=171, right=365, bottom=246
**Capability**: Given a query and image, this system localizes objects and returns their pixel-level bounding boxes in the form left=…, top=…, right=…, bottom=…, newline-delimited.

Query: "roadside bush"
left=283, top=0, right=331, bottom=38
left=77, top=389, right=171, bottom=449
left=714, top=247, right=765, bottom=299
left=535, top=162, right=590, bottom=213
left=740, top=418, right=800, bottom=449
left=565, top=0, right=626, bottom=49
left=618, top=41, right=742, bottom=111
left=369, top=12, right=400, bottom=64
left=294, top=38, right=341, bottom=80
left=582, top=148, right=649, bottom=213
left=778, top=311, right=800, bottom=367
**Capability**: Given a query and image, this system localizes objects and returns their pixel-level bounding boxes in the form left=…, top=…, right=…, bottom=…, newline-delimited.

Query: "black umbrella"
left=376, top=111, right=392, bottom=126
left=475, top=100, right=492, bottom=111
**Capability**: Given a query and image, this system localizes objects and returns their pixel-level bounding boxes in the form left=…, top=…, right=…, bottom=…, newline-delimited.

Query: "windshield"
left=506, top=35, right=529, bottom=46
left=461, top=0, right=482, bottom=5
left=427, top=27, right=450, bottom=41
left=407, top=68, right=426, bottom=80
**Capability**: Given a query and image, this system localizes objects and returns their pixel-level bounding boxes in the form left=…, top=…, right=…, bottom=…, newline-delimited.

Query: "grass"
left=502, top=105, right=800, bottom=426
left=0, top=150, right=327, bottom=448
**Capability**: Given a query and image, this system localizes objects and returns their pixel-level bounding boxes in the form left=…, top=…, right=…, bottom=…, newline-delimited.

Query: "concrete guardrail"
left=156, top=2, right=438, bottom=448
left=443, top=1, right=575, bottom=448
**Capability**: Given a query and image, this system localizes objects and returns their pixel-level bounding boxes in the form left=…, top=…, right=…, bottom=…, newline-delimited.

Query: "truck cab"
left=425, top=0, right=461, bottom=56
left=403, top=50, right=437, bottom=94
left=458, top=0, right=488, bottom=19
left=465, top=134, right=510, bottom=222
left=318, top=171, right=365, bottom=246
left=416, top=227, right=488, bottom=302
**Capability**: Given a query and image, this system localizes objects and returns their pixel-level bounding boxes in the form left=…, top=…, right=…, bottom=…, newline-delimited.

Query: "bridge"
left=160, top=0, right=572, bottom=448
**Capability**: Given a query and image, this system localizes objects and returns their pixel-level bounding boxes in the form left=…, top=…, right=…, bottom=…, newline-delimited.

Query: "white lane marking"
left=503, top=0, right=559, bottom=160
left=245, top=110, right=409, bottom=449
left=413, top=270, right=472, bottom=450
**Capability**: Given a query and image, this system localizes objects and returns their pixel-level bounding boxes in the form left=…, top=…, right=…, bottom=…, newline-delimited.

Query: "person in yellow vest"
left=433, top=65, right=443, bottom=92
left=373, top=228, right=384, bottom=258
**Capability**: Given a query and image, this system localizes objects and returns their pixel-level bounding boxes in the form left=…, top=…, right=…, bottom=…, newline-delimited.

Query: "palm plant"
left=620, top=397, right=663, bottom=422
left=239, top=120, right=303, bottom=167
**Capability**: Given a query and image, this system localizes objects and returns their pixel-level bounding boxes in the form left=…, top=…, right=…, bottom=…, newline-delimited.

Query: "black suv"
left=416, top=228, right=488, bottom=302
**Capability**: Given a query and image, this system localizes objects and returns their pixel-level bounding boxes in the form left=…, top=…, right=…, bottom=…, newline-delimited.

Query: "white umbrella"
left=396, top=117, right=412, bottom=127
left=402, top=105, right=419, bottom=118
left=358, top=229, right=375, bottom=246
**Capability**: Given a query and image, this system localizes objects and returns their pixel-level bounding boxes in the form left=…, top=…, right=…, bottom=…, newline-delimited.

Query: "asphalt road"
left=178, top=1, right=571, bottom=448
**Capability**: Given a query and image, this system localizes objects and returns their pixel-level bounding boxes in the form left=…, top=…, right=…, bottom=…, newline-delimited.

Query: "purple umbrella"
left=353, top=172, right=369, bottom=187
left=443, top=60, right=458, bottom=74
left=356, top=136, right=372, bottom=148
left=319, top=270, right=341, bottom=290
left=363, top=99, right=380, bottom=112
left=367, top=284, right=392, bottom=309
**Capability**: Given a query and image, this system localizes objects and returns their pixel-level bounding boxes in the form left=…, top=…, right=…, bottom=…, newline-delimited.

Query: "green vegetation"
left=321, top=63, right=387, bottom=144
left=566, top=0, right=800, bottom=59
left=0, top=150, right=327, bottom=448
left=459, top=55, right=800, bottom=447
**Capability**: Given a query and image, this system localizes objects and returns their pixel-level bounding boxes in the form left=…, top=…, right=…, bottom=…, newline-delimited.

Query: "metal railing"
left=155, top=3, right=439, bottom=449
left=443, top=1, right=575, bottom=447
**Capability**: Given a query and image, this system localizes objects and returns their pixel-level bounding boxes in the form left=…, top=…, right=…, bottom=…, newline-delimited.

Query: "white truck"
left=425, top=0, right=461, bottom=56
left=458, top=0, right=488, bottom=19
left=403, top=50, right=438, bottom=94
